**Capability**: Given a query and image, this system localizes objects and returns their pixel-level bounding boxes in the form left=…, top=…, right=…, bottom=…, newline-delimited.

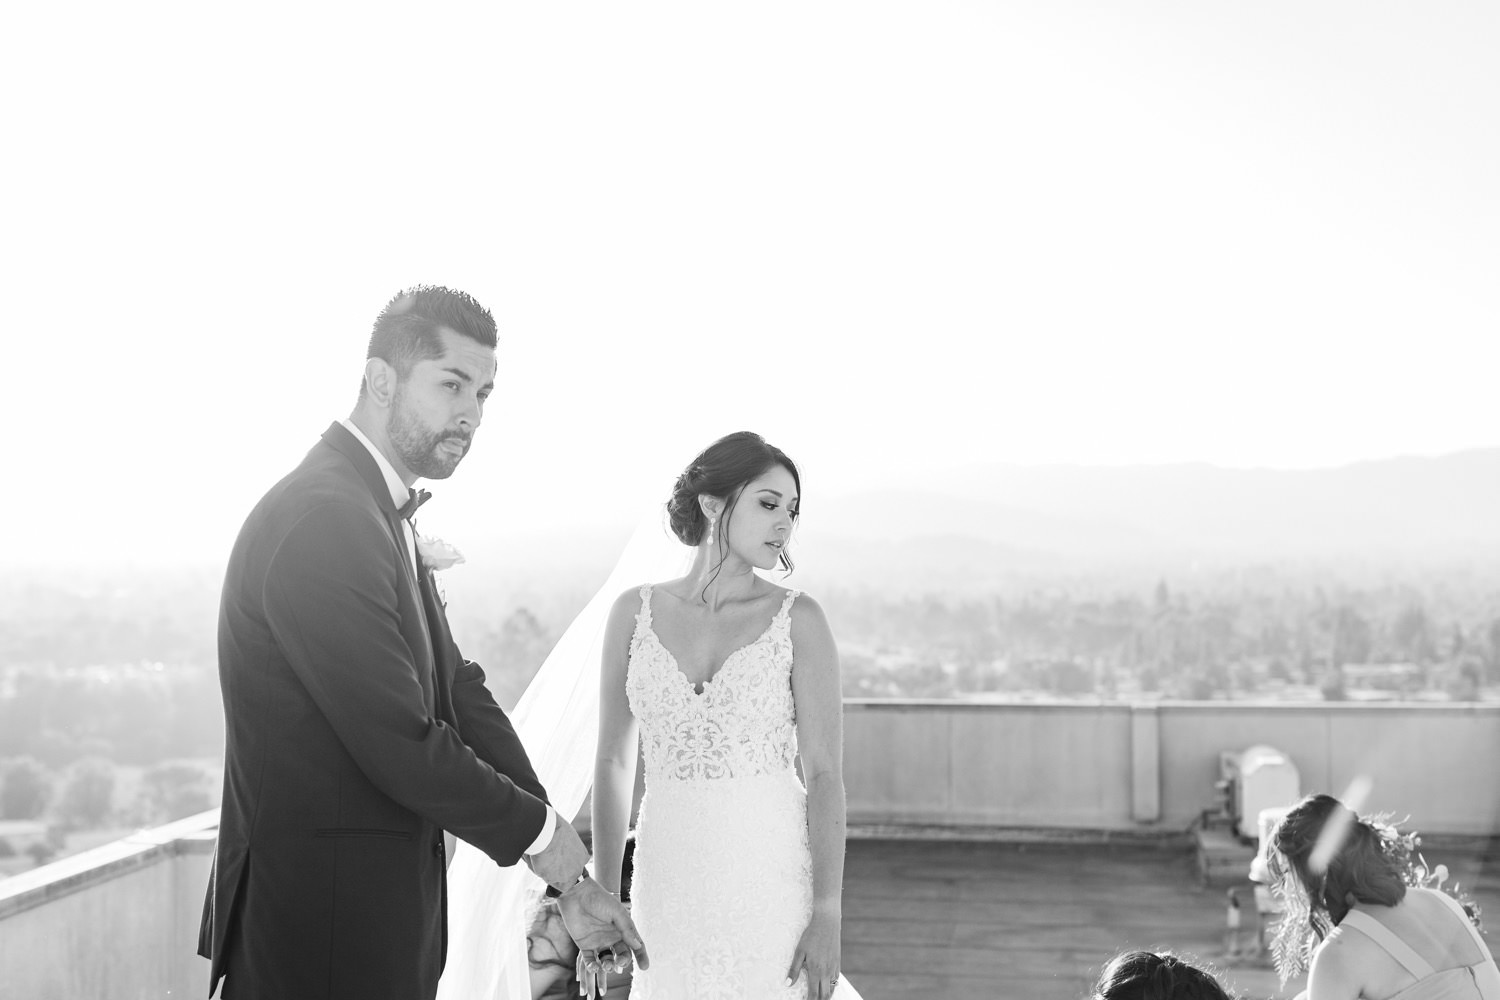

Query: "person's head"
left=1267, top=793, right=1407, bottom=936
left=667, top=431, right=801, bottom=580
left=354, top=285, right=498, bottom=481
left=1091, top=951, right=1235, bottom=1000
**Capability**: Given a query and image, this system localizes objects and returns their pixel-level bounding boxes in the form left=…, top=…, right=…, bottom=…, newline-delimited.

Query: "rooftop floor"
left=838, top=835, right=1500, bottom=1000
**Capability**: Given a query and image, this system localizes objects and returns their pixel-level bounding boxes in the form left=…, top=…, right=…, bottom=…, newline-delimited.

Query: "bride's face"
left=721, top=464, right=799, bottom=571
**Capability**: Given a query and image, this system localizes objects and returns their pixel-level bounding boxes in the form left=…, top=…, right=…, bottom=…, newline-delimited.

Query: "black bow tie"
left=397, top=488, right=431, bottom=521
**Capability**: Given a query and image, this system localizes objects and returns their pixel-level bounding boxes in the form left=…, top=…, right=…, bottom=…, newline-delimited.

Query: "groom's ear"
left=363, top=358, right=399, bottom=408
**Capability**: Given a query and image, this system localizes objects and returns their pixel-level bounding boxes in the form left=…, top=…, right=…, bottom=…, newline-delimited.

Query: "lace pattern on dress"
left=627, top=585, right=801, bottom=784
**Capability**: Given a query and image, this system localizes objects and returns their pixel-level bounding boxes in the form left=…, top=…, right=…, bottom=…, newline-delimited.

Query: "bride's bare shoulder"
left=608, top=584, right=653, bottom=621
left=786, top=588, right=826, bottom=618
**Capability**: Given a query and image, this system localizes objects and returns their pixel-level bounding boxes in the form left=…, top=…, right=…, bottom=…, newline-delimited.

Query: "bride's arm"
left=592, top=590, right=641, bottom=895
left=789, top=595, right=847, bottom=1000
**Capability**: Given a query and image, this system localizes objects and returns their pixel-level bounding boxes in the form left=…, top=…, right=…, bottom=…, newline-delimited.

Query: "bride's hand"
left=786, top=906, right=841, bottom=1000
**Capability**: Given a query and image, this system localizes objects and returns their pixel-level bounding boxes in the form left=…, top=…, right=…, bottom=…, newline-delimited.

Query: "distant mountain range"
left=456, top=448, right=1500, bottom=594
left=796, top=448, right=1500, bottom=584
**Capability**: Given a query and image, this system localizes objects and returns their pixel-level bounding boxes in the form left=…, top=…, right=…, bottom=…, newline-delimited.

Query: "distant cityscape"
left=5, top=448, right=1498, bottom=875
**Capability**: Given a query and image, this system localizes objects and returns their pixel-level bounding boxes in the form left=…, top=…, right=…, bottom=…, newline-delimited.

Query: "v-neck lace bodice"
left=622, top=582, right=862, bottom=1000
left=626, top=584, right=800, bottom=783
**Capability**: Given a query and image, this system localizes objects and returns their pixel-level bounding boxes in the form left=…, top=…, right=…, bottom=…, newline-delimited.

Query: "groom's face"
left=387, top=326, right=497, bottom=480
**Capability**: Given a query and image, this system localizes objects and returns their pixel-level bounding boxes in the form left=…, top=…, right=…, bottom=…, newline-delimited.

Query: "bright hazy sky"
left=5, top=2, right=1497, bottom=566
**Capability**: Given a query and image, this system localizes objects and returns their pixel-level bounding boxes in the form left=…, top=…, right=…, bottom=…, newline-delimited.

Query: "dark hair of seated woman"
left=1091, top=950, right=1236, bottom=1000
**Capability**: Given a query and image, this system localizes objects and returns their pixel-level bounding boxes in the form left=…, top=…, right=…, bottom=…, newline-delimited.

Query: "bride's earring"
left=706, top=517, right=718, bottom=548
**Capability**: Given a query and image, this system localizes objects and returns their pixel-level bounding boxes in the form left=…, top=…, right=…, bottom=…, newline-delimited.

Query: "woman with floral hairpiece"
left=1266, top=793, right=1500, bottom=1000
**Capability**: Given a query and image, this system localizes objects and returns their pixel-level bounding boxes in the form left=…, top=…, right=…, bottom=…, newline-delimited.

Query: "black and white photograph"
left=2, top=3, right=1499, bottom=999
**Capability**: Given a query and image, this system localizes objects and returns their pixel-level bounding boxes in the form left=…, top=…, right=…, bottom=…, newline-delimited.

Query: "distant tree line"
left=0, top=663, right=223, bottom=765
left=822, top=574, right=1500, bottom=701
left=0, top=752, right=216, bottom=865
left=0, top=573, right=223, bottom=854
left=433, top=570, right=1500, bottom=704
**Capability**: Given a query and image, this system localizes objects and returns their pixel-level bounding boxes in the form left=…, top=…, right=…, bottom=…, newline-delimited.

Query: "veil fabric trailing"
left=438, top=513, right=689, bottom=1000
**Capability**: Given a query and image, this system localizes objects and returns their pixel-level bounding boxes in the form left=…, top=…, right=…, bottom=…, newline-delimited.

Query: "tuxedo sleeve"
left=447, top=653, right=550, bottom=804
left=262, top=501, right=548, bottom=865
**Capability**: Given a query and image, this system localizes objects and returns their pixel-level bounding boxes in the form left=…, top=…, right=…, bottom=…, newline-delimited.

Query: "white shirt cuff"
left=526, top=804, right=558, bottom=855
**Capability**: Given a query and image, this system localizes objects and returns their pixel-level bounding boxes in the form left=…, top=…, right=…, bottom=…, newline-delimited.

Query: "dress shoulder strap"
left=1416, top=893, right=1500, bottom=995
left=636, top=584, right=654, bottom=628
left=1340, top=909, right=1436, bottom=979
left=775, top=588, right=801, bottom=624
left=1427, top=888, right=1488, bottom=949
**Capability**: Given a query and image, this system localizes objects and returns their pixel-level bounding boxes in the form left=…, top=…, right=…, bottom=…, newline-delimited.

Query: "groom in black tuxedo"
left=199, top=286, right=644, bottom=999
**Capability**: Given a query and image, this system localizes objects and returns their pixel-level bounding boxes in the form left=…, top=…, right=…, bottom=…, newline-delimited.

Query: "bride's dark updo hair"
left=667, top=431, right=800, bottom=574
left=1268, top=793, right=1407, bottom=937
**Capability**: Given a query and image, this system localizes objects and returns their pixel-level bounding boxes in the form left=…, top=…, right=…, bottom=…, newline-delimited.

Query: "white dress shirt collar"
left=339, top=418, right=412, bottom=509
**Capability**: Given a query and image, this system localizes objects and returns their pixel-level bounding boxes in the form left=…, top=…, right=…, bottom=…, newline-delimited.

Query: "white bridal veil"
left=438, top=513, right=689, bottom=1000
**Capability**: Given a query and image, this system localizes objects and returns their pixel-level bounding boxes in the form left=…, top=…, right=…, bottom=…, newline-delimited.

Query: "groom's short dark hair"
left=360, top=285, right=498, bottom=398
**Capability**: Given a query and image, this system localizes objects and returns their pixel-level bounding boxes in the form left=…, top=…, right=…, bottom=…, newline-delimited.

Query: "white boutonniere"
left=416, top=534, right=465, bottom=608
left=416, top=534, right=466, bottom=572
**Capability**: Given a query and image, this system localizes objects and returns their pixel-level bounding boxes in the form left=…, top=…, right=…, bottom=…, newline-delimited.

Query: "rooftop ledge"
left=0, top=808, right=218, bottom=921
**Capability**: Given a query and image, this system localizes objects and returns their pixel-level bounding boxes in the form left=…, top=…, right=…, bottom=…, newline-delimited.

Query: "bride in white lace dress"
left=591, top=432, right=856, bottom=1000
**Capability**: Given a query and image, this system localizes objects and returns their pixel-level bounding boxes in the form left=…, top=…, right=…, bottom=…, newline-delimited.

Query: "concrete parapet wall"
left=0, top=811, right=216, bottom=999
left=1156, top=702, right=1500, bottom=834
left=843, top=701, right=1136, bottom=828
left=844, top=700, right=1500, bottom=835
left=5, top=701, right=1498, bottom=1000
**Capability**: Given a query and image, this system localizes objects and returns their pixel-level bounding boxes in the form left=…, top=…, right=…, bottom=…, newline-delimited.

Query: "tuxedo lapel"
left=415, top=561, right=461, bottom=720
left=398, top=541, right=436, bottom=710
left=321, top=422, right=438, bottom=707
left=322, top=422, right=401, bottom=520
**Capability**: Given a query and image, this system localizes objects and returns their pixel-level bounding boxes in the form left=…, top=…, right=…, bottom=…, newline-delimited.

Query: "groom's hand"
left=524, top=814, right=649, bottom=971
left=558, top=877, right=650, bottom=972
left=523, top=811, right=590, bottom=890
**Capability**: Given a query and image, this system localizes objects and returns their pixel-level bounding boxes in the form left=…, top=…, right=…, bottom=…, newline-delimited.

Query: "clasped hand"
left=559, top=878, right=646, bottom=998
left=525, top=815, right=649, bottom=998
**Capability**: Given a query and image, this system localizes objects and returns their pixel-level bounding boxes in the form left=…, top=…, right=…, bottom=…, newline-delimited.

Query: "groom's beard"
left=388, top=385, right=472, bottom=480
